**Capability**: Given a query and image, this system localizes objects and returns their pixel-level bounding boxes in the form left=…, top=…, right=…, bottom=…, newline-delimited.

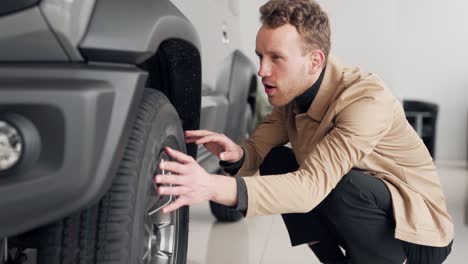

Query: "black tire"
left=209, top=201, right=243, bottom=222
left=22, top=89, right=189, bottom=264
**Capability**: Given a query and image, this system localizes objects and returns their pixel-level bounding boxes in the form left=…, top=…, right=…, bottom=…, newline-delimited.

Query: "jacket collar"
left=306, top=55, right=344, bottom=122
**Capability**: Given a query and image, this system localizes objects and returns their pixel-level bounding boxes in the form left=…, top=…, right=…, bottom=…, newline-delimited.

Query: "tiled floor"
left=187, top=163, right=468, bottom=264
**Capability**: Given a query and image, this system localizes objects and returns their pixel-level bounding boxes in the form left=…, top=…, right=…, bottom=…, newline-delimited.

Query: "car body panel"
left=0, top=7, right=68, bottom=61
left=80, top=0, right=200, bottom=64
left=39, top=0, right=96, bottom=61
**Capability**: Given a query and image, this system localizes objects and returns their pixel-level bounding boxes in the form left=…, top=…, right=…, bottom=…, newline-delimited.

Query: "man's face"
left=256, top=23, right=318, bottom=107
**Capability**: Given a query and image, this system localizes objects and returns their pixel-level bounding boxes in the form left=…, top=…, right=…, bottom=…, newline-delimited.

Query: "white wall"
left=239, top=0, right=264, bottom=70
left=393, top=1, right=468, bottom=162
left=240, top=0, right=468, bottom=162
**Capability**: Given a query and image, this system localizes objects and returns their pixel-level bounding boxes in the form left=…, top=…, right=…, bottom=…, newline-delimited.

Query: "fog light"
left=0, top=120, right=23, bottom=171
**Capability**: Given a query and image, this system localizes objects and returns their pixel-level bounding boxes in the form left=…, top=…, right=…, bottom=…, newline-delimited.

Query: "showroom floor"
left=187, top=163, right=468, bottom=264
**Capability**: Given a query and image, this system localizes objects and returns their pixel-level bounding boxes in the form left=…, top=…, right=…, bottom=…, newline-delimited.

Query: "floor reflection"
left=433, top=164, right=468, bottom=263
left=205, top=221, right=250, bottom=264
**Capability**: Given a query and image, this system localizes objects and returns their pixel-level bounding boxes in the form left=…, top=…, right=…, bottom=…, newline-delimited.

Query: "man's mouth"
left=264, top=83, right=277, bottom=95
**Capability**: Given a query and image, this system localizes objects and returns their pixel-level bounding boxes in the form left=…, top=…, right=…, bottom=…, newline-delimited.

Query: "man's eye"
left=272, top=55, right=281, bottom=60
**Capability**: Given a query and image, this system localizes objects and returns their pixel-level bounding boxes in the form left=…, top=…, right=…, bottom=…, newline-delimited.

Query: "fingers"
left=161, top=197, right=187, bottom=214
left=154, top=174, right=188, bottom=185
left=158, top=185, right=190, bottom=196
left=185, top=130, right=219, bottom=143
left=185, top=137, right=198, bottom=143
left=185, top=130, right=217, bottom=137
left=164, top=147, right=193, bottom=164
left=219, top=151, right=238, bottom=162
left=159, top=160, right=188, bottom=175
left=194, top=134, right=227, bottom=146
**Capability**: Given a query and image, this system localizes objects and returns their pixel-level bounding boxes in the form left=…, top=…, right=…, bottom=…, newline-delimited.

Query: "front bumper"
left=0, top=64, right=146, bottom=237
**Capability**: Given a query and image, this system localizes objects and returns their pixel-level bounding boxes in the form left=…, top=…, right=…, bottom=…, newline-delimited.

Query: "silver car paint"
left=0, top=7, right=68, bottom=61
left=39, top=0, right=96, bottom=61
left=80, top=0, right=200, bottom=63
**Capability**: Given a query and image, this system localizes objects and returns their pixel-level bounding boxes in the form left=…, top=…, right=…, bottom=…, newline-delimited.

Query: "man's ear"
left=309, top=49, right=326, bottom=74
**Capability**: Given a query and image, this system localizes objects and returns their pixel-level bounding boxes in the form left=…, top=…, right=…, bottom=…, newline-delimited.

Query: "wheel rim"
left=143, top=151, right=179, bottom=264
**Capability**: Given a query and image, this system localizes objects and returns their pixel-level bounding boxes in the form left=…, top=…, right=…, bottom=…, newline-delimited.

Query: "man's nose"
left=257, top=62, right=271, bottom=77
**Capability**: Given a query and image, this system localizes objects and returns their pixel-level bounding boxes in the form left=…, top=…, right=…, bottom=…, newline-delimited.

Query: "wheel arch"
left=79, top=0, right=203, bottom=158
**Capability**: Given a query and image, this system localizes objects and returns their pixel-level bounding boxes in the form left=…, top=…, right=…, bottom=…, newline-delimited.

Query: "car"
left=0, top=0, right=257, bottom=263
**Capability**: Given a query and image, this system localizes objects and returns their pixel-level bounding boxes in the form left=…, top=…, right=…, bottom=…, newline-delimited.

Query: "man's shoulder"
left=332, top=71, right=396, bottom=115
left=326, top=56, right=391, bottom=102
left=341, top=68, right=392, bottom=98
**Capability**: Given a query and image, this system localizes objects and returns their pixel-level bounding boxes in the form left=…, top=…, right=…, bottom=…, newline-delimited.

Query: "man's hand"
left=185, top=130, right=244, bottom=163
left=154, top=146, right=237, bottom=213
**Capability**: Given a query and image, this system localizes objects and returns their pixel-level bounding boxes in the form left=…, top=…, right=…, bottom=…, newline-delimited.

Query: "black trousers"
left=259, top=146, right=452, bottom=264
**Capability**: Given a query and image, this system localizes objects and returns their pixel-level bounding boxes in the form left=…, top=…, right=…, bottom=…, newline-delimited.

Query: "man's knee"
left=259, top=146, right=299, bottom=175
left=322, top=170, right=392, bottom=219
left=321, top=172, right=355, bottom=214
left=322, top=171, right=377, bottom=214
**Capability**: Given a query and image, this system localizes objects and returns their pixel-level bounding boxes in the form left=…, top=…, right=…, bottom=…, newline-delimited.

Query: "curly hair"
left=260, top=0, right=331, bottom=57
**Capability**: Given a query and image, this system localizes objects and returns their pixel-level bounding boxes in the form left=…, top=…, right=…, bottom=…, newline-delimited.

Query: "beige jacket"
left=238, top=56, right=454, bottom=247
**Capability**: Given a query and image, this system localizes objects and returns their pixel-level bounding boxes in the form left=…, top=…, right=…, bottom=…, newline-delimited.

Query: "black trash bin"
left=403, top=100, right=439, bottom=159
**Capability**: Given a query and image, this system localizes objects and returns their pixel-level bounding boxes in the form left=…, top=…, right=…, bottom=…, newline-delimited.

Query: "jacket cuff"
left=233, top=177, right=248, bottom=214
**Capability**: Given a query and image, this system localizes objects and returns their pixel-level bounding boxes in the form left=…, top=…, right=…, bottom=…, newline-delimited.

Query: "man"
left=154, top=0, right=454, bottom=263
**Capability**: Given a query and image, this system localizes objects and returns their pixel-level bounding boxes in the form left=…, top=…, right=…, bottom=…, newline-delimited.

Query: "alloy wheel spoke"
left=142, top=223, right=154, bottom=262
left=150, top=251, right=172, bottom=264
left=144, top=154, right=178, bottom=264
left=158, top=223, right=175, bottom=254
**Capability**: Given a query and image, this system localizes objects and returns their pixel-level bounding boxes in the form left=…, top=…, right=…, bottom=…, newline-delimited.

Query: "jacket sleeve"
left=236, top=106, right=289, bottom=176
left=241, top=93, right=394, bottom=217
